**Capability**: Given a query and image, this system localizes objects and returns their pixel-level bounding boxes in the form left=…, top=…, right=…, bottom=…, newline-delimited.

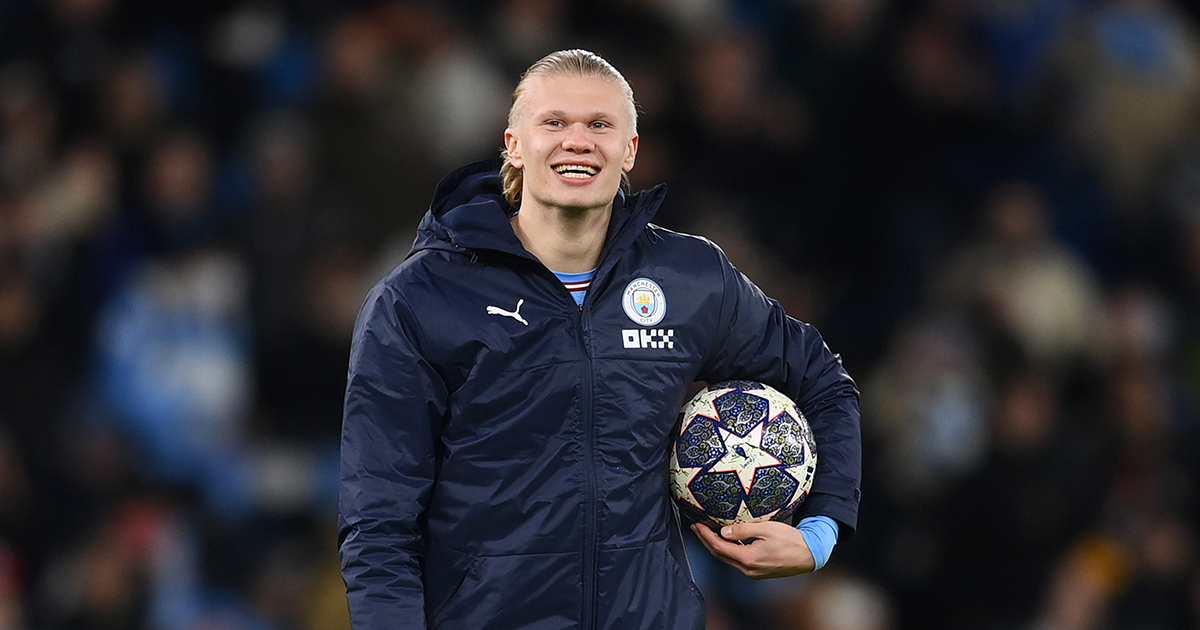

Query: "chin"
left=537, top=189, right=620, bottom=213
left=561, top=196, right=616, bottom=212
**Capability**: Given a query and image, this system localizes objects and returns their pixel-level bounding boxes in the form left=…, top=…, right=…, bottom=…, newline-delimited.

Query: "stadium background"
left=1, top=0, right=1199, bottom=628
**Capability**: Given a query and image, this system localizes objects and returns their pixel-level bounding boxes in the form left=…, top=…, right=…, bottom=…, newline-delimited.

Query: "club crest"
left=622, top=277, right=666, bottom=326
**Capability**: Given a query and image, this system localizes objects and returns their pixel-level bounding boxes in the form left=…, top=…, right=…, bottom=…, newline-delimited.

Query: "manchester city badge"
left=622, top=277, right=666, bottom=326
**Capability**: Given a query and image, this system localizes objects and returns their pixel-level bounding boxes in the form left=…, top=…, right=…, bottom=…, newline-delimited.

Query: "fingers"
left=720, top=521, right=773, bottom=543
left=691, top=523, right=766, bottom=578
left=691, top=523, right=754, bottom=571
left=693, top=522, right=744, bottom=554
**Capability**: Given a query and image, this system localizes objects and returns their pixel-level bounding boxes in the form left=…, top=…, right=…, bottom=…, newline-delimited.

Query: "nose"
left=561, top=123, right=593, bottom=151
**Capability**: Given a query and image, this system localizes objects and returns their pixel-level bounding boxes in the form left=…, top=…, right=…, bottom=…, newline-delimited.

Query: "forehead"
left=516, top=74, right=633, bottom=124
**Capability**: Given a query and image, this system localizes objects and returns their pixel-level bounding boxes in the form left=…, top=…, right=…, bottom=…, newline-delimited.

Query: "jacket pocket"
left=427, top=548, right=582, bottom=630
left=594, top=539, right=706, bottom=630
left=424, top=540, right=477, bottom=623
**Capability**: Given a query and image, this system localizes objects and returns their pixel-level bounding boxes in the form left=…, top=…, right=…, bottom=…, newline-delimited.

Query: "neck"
left=511, top=199, right=612, bottom=273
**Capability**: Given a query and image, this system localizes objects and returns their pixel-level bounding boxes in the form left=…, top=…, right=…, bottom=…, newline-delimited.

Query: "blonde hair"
left=500, top=49, right=637, bottom=209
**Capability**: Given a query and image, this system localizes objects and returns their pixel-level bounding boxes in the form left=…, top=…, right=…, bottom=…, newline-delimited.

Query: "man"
left=339, top=49, right=861, bottom=630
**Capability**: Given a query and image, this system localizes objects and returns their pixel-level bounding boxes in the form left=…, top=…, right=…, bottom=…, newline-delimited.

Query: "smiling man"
left=339, top=50, right=862, bottom=630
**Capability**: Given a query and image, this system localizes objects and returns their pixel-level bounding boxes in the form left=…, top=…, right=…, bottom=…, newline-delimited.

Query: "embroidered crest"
left=622, top=277, right=666, bottom=326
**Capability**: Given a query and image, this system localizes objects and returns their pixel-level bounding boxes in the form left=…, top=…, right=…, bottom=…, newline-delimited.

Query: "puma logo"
left=486, top=299, right=529, bottom=326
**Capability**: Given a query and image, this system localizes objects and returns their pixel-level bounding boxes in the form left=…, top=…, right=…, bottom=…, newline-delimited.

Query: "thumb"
left=720, top=521, right=768, bottom=542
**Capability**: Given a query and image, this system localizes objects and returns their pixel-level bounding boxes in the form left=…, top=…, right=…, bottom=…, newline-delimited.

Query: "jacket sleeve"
left=339, top=281, right=448, bottom=629
left=698, top=248, right=862, bottom=534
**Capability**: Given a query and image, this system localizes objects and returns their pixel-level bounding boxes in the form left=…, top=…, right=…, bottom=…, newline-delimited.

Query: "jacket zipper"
left=578, top=304, right=598, bottom=630
left=558, top=274, right=598, bottom=630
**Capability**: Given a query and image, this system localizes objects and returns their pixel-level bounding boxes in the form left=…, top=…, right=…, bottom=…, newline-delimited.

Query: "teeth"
left=554, top=165, right=598, bottom=177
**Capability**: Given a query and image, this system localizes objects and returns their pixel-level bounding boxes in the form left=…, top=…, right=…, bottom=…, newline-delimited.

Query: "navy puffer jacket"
left=339, top=160, right=861, bottom=630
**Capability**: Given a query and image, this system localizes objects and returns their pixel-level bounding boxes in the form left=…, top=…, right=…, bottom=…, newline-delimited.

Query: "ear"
left=504, top=128, right=523, bottom=168
left=622, top=134, right=639, bottom=173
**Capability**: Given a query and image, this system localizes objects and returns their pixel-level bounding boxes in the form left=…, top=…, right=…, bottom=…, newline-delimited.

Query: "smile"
left=553, top=164, right=599, bottom=179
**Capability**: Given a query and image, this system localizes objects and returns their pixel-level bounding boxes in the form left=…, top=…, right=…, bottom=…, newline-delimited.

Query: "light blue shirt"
left=552, top=269, right=595, bottom=306
left=798, top=515, right=838, bottom=570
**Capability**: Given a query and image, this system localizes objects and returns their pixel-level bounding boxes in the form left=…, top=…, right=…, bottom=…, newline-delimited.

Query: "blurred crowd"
left=1, top=0, right=1199, bottom=628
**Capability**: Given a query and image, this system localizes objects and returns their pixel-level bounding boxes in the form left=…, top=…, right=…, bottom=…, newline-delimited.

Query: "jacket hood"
left=410, top=158, right=668, bottom=263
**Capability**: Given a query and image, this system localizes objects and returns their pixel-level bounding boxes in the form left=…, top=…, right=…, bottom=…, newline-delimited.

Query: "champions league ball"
left=669, top=381, right=817, bottom=529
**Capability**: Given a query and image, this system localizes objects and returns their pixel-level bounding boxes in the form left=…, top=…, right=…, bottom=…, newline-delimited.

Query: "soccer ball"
left=669, top=380, right=817, bottom=529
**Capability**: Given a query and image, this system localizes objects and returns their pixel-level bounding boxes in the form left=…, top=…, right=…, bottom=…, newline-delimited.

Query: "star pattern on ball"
left=707, top=423, right=783, bottom=493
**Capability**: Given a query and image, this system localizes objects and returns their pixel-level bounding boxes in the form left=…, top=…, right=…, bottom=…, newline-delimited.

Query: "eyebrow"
left=539, top=109, right=618, bottom=121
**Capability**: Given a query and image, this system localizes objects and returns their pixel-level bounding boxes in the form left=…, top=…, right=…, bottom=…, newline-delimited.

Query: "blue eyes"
left=545, top=120, right=610, bottom=129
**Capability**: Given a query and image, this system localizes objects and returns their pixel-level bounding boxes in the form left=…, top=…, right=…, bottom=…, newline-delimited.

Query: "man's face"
left=505, top=74, right=638, bottom=215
